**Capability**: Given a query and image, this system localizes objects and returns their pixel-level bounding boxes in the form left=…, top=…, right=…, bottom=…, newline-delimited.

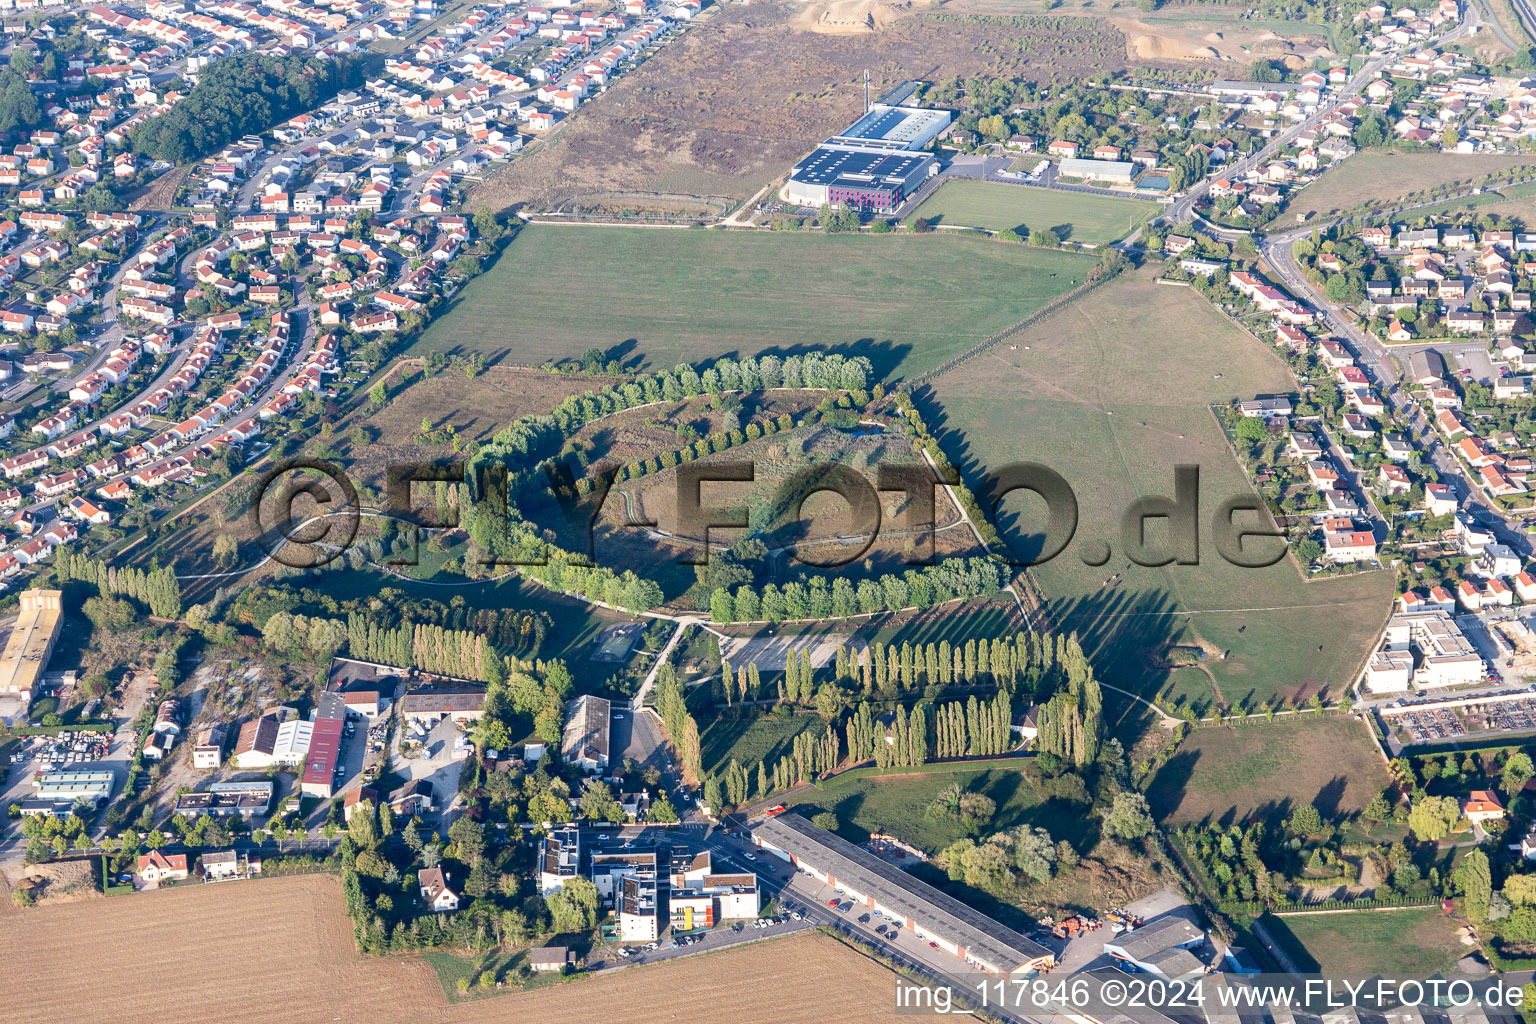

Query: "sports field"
left=0, top=874, right=906, bottom=1024
left=415, top=225, right=1095, bottom=380
left=1145, top=715, right=1389, bottom=825
left=908, top=180, right=1157, bottom=244
left=920, top=269, right=1393, bottom=705
left=1263, top=908, right=1466, bottom=976
left=1286, top=149, right=1536, bottom=220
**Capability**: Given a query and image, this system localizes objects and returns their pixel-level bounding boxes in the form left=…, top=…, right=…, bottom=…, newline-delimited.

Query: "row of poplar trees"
left=701, top=632, right=1105, bottom=810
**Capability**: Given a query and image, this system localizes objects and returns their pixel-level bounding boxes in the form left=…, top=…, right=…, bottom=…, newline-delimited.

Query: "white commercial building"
left=537, top=827, right=580, bottom=895
left=1365, top=609, right=1484, bottom=693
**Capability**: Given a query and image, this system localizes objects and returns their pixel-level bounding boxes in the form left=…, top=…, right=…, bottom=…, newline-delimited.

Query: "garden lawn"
left=699, top=710, right=829, bottom=777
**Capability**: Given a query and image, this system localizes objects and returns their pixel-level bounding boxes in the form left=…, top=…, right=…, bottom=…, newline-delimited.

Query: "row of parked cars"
left=11, top=732, right=109, bottom=766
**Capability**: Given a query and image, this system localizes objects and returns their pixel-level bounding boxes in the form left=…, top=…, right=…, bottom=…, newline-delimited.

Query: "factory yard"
left=0, top=873, right=907, bottom=1024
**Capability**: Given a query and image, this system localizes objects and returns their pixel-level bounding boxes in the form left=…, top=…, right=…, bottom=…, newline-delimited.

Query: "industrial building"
left=1364, top=608, right=1484, bottom=693
left=824, top=104, right=953, bottom=153
left=668, top=849, right=758, bottom=931
left=561, top=694, right=610, bottom=772
left=754, top=814, right=1055, bottom=973
left=173, top=780, right=273, bottom=819
left=1101, top=913, right=1208, bottom=981
left=1058, top=157, right=1136, bottom=185
left=193, top=724, right=227, bottom=769
left=400, top=682, right=486, bottom=723
left=538, top=826, right=581, bottom=895
left=33, top=768, right=114, bottom=809
left=784, top=148, right=936, bottom=213
left=231, top=709, right=312, bottom=769
left=299, top=691, right=348, bottom=798
left=784, top=97, right=949, bottom=212
left=0, top=588, right=63, bottom=702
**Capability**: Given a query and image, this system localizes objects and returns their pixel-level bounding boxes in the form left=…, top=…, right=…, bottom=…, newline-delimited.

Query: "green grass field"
left=863, top=598, right=1025, bottom=649
left=1386, top=179, right=1536, bottom=225
left=908, top=180, right=1157, bottom=244
left=1287, top=149, right=1536, bottom=221
left=414, top=225, right=1095, bottom=381
left=1146, top=716, right=1390, bottom=826
left=699, top=710, right=829, bottom=776
left=920, top=268, right=1393, bottom=705
left=1262, top=908, right=1465, bottom=975
left=785, top=765, right=1087, bottom=853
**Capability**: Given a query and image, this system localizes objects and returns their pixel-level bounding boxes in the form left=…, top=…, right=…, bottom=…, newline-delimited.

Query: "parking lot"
left=0, top=729, right=112, bottom=813
left=774, top=864, right=986, bottom=977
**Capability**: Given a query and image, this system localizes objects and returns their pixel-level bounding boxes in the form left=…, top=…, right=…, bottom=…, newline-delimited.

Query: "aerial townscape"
left=6, top=0, right=1536, bottom=1019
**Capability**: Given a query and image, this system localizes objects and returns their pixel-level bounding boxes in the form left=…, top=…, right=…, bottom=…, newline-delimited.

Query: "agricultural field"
left=919, top=268, right=1394, bottom=706
left=1145, top=716, right=1390, bottom=826
left=0, top=874, right=443, bottom=1024
left=1262, top=907, right=1468, bottom=976
left=1286, top=149, right=1536, bottom=221
left=700, top=709, right=830, bottom=776
left=786, top=763, right=1092, bottom=852
left=415, top=225, right=1095, bottom=380
left=471, top=2, right=1126, bottom=211
left=0, top=874, right=904, bottom=1024
left=908, top=180, right=1157, bottom=244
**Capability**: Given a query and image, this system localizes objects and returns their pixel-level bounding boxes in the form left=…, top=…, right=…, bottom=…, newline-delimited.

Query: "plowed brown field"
left=0, top=873, right=907, bottom=1024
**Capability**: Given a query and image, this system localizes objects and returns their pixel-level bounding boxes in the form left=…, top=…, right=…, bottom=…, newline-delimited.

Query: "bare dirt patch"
left=0, top=873, right=908, bottom=1024
left=792, top=0, right=931, bottom=34
left=4, top=859, right=98, bottom=906
left=472, top=2, right=1126, bottom=211
left=126, top=165, right=189, bottom=212
left=1108, top=16, right=1329, bottom=63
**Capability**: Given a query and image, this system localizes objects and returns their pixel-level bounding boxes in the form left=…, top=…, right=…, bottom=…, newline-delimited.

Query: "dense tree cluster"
left=54, top=551, right=182, bottom=619
left=132, top=53, right=364, bottom=162
left=1033, top=639, right=1102, bottom=769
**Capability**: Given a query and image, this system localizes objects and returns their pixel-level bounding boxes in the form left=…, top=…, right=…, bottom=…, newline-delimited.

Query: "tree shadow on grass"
left=1256, top=914, right=1320, bottom=973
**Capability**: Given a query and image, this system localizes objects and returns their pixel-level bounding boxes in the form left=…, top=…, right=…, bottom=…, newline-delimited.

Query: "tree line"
left=709, top=556, right=1007, bottom=625
left=717, top=629, right=1071, bottom=708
